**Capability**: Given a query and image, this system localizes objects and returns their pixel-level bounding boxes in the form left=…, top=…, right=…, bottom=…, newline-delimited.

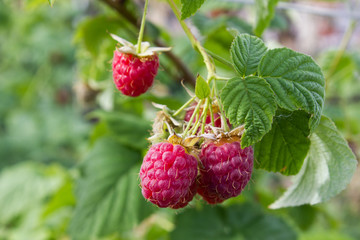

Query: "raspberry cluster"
left=140, top=139, right=254, bottom=208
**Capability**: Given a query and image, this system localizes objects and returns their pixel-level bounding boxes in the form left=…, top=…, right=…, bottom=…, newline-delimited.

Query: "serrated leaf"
left=69, top=137, right=154, bottom=239
left=254, top=110, right=311, bottom=175
left=270, top=116, right=357, bottom=209
left=195, top=75, right=210, bottom=99
left=254, top=0, right=279, bottom=37
left=230, top=34, right=267, bottom=76
left=181, top=0, right=206, bottom=20
left=221, top=76, right=277, bottom=147
left=258, top=48, right=325, bottom=131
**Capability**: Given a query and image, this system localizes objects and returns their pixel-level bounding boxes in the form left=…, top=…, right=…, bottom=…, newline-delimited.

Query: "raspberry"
left=197, top=141, right=253, bottom=204
left=112, top=51, right=159, bottom=97
left=171, top=180, right=198, bottom=209
left=140, top=142, right=198, bottom=208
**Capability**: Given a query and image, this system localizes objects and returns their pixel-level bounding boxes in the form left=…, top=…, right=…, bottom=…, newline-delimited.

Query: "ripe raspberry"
left=112, top=51, right=159, bottom=97
left=171, top=180, right=198, bottom=209
left=140, top=142, right=198, bottom=208
left=197, top=141, right=253, bottom=204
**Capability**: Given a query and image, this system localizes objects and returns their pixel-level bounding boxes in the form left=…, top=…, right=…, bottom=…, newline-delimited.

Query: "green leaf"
left=91, top=111, right=151, bottom=150
left=270, top=116, right=357, bottom=209
left=0, top=163, right=63, bottom=224
left=171, top=206, right=232, bottom=240
left=181, top=0, right=206, bottom=20
left=171, top=203, right=297, bottom=240
left=195, top=75, right=210, bottom=99
left=254, top=0, right=279, bottom=37
left=69, top=137, right=154, bottom=240
left=227, top=203, right=298, bottom=240
left=254, top=110, right=311, bottom=175
left=230, top=34, right=267, bottom=76
left=221, top=76, right=277, bottom=147
left=258, top=48, right=325, bottom=131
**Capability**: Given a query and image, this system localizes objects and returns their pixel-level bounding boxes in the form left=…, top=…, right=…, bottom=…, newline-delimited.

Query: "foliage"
left=0, top=0, right=359, bottom=240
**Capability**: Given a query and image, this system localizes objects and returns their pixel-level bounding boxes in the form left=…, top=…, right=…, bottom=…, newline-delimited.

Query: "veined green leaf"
left=230, top=34, right=267, bottom=76
left=181, top=0, right=206, bottom=20
left=270, top=116, right=357, bottom=209
left=258, top=48, right=325, bottom=131
left=255, top=110, right=311, bottom=175
left=69, top=137, right=154, bottom=239
left=254, top=0, right=279, bottom=37
left=195, top=75, right=210, bottom=99
left=221, top=76, right=277, bottom=148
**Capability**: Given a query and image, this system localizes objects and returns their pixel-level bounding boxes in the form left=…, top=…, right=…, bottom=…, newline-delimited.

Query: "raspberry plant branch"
left=167, top=0, right=216, bottom=83
left=136, top=0, right=149, bottom=54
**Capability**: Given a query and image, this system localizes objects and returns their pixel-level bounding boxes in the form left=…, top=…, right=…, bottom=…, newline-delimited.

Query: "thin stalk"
left=213, top=83, right=229, bottom=132
left=173, top=96, right=196, bottom=116
left=167, top=0, right=215, bottom=82
left=136, top=0, right=149, bottom=54
left=209, top=96, right=215, bottom=127
left=200, top=98, right=210, bottom=134
left=183, top=100, right=203, bottom=137
left=325, top=20, right=357, bottom=88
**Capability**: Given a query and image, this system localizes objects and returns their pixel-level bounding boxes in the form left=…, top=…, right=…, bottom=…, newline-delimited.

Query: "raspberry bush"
left=1, top=0, right=358, bottom=240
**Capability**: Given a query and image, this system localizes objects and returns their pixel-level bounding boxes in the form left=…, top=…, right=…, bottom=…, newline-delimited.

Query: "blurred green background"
left=0, top=0, right=359, bottom=239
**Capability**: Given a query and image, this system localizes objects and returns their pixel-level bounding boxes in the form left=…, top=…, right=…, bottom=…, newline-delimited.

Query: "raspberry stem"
left=167, top=0, right=215, bottom=82
left=173, top=96, right=196, bottom=117
left=183, top=99, right=203, bottom=137
left=136, top=0, right=149, bottom=54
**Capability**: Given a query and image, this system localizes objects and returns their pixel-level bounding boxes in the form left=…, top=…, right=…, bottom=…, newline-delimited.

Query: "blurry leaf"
left=300, top=231, right=354, bottom=240
left=254, top=0, right=279, bottom=37
left=270, top=116, right=357, bottom=208
left=254, top=110, right=311, bottom=175
left=0, top=163, right=63, bottom=224
left=171, top=203, right=297, bottom=240
left=259, top=48, right=325, bottom=131
left=319, top=51, right=356, bottom=97
left=42, top=179, right=75, bottom=219
left=230, top=33, right=267, bottom=76
left=289, top=205, right=317, bottom=231
left=48, top=0, right=55, bottom=7
left=91, top=111, right=151, bottom=150
left=221, top=76, right=277, bottom=148
left=181, top=0, right=206, bottom=20
left=74, top=15, right=123, bottom=56
left=69, top=137, right=154, bottom=240
left=171, top=206, right=232, bottom=240
left=195, top=75, right=210, bottom=99
left=227, top=203, right=298, bottom=240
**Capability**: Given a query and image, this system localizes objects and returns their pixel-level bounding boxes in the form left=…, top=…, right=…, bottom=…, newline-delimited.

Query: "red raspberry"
left=112, top=51, right=159, bottom=97
left=197, top=141, right=253, bottom=204
left=171, top=180, right=198, bottom=209
left=140, top=142, right=198, bottom=208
